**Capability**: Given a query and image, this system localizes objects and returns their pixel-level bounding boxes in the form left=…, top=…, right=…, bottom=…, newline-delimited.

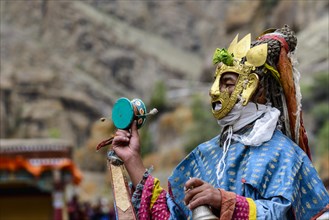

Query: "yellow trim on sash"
left=150, top=178, right=163, bottom=209
left=246, top=198, right=257, bottom=220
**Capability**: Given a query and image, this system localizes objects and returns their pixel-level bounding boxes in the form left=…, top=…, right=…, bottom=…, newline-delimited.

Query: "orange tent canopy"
left=0, top=139, right=82, bottom=185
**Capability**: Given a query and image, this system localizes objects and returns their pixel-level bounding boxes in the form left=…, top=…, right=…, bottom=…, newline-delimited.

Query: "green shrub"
left=184, top=94, right=219, bottom=153
left=149, top=81, right=167, bottom=112
left=49, top=127, right=61, bottom=138
left=311, top=103, right=329, bottom=133
left=315, top=120, right=329, bottom=157
left=140, top=126, right=153, bottom=157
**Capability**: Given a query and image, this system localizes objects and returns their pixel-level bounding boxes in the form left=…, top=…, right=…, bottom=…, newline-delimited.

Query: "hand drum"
left=111, top=97, right=147, bottom=130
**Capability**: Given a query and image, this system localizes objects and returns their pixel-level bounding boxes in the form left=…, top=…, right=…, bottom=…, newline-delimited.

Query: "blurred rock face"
left=0, top=0, right=328, bottom=149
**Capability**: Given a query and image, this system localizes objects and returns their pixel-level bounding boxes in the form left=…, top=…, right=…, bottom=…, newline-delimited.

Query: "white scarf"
left=216, top=102, right=280, bottom=181
left=217, top=102, right=280, bottom=145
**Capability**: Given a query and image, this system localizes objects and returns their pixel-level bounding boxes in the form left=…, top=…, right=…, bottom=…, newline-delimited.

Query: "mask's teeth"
left=214, top=102, right=222, bottom=111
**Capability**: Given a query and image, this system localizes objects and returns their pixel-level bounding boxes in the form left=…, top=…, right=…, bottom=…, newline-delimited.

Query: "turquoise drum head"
left=131, top=98, right=147, bottom=129
left=112, top=97, right=134, bottom=130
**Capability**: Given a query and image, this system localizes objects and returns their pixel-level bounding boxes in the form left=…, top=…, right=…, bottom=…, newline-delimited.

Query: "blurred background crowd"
left=67, top=195, right=115, bottom=220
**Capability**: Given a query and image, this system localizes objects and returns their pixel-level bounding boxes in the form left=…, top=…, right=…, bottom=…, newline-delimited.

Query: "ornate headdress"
left=209, top=25, right=311, bottom=159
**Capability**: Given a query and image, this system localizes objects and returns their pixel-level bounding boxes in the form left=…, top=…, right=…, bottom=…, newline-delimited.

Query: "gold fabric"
left=109, top=164, right=137, bottom=220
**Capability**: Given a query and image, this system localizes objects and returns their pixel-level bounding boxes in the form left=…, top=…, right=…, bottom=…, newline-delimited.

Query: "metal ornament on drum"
left=112, top=97, right=147, bottom=130
left=131, top=98, right=147, bottom=129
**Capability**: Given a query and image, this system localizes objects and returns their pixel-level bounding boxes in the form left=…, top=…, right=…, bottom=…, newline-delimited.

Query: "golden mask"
left=209, top=34, right=268, bottom=120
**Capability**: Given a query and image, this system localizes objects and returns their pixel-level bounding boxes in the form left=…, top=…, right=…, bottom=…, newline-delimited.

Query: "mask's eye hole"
left=219, top=72, right=238, bottom=91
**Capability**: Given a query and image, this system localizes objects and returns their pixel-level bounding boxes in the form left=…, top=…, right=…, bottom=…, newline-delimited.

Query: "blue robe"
left=168, top=130, right=329, bottom=219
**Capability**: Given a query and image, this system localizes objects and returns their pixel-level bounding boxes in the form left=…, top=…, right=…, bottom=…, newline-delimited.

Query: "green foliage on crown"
left=212, top=48, right=234, bottom=66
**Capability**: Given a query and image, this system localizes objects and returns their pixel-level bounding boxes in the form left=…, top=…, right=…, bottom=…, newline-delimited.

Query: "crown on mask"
left=212, top=34, right=268, bottom=76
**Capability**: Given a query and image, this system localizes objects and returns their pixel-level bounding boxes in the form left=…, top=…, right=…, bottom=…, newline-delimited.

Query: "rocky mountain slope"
left=1, top=0, right=328, bottom=202
left=1, top=0, right=327, bottom=143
